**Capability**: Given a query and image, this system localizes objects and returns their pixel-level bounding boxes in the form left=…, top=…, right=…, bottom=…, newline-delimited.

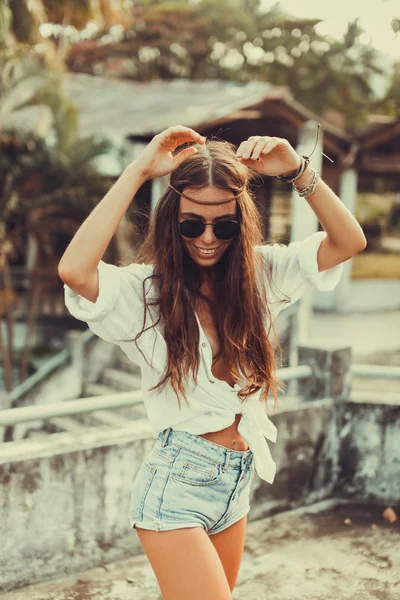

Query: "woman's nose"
left=199, top=224, right=217, bottom=244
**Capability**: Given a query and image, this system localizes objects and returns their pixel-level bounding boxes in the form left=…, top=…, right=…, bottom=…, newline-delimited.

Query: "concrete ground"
left=2, top=500, right=399, bottom=600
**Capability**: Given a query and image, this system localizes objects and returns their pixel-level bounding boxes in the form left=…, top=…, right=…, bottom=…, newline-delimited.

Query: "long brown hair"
left=120, top=139, right=288, bottom=411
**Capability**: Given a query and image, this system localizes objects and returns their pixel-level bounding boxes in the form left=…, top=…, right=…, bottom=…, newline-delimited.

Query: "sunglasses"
left=177, top=219, right=240, bottom=240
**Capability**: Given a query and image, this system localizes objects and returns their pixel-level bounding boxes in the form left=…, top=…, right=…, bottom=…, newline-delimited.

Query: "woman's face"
left=178, top=186, right=238, bottom=270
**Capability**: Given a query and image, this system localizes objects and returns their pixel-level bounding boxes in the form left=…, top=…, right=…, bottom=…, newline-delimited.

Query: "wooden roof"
left=7, top=73, right=399, bottom=173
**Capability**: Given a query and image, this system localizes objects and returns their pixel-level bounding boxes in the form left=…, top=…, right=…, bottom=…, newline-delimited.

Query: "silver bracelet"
left=293, top=168, right=321, bottom=198
left=277, top=155, right=310, bottom=183
left=294, top=167, right=314, bottom=189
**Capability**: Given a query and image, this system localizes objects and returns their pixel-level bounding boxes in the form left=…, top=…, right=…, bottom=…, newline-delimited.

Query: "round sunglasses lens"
left=180, top=220, right=204, bottom=238
left=214, top=221, right=239, bottom=239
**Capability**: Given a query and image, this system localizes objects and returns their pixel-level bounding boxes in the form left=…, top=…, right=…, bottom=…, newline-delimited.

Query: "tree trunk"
left=0, top=315, right=13, bottom=393
left=3, top=260, right=15, bottom=368
left=19, top=256, right=41, bottom=383
left=0, top=266, right=14, bottom=393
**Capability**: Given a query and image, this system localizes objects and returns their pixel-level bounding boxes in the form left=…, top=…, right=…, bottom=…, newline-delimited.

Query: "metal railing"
left=4, top=329, right=95, bottom=404
left=0, top=364, right=313, bottom=427
left=277, top=364, right=312, bottom=382
left=351, top=364, right=400, bottom=379
left=1, top=355, right=399, bottom=429
left=0, top=390, right=143, bottom=426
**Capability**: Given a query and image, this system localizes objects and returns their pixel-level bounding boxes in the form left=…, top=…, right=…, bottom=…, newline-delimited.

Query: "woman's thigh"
left=136, top=526, right=232, bottom=600
left=208, top=514, right=247, bottom=591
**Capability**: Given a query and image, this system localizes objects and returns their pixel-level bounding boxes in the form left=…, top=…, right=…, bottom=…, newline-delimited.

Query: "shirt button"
left=202, top=342, right=207, bottom=347
left=209, top=379, right=214, bottom=384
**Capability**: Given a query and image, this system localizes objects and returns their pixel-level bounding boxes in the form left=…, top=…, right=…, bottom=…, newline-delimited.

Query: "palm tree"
left=0, top=124, right=114, bottom=389
left=0, top=0, right=116, bottom=397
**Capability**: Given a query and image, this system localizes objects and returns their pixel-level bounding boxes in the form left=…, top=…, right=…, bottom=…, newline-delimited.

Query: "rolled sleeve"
left=297, top=231, right=343, bottom=291
left=63, top=260, right=148, bottom=345
left=255, top=231, right=344, bottom=312
left=64, top=260, right=122, bottom=323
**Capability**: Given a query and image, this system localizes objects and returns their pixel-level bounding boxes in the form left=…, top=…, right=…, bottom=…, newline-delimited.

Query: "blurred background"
left=1, top=0, right=400, bottom=391
left=0, top=1, right=399, bottom=598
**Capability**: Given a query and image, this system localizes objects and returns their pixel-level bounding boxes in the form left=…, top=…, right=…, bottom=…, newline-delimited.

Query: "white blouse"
left=63, top=231, right=343, bottom=484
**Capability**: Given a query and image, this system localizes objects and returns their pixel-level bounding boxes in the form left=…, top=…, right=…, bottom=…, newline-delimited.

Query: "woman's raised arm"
left=58, top=164, right=146, bottom=301
left=58, top=125, right=205, bottom=301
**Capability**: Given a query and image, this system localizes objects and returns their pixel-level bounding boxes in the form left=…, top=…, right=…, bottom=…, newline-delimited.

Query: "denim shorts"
left=129, top=426, right=255, bottom=536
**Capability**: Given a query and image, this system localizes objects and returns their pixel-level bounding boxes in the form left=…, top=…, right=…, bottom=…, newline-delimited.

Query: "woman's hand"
left=133, top=125, right=206, bottom=182
left=236, top=135, right=301, bottom=177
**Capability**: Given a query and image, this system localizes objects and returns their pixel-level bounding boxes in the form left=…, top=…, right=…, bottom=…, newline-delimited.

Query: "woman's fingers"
left=172, top=145, right=199, bottom=168
left=236, top=136, right=279, bottom=160
left=250, top=138, right=273, bottom=160
left=158, top=125, right=205, bottom=148
left=236, top=136, right=264, bottom=159
left=236, top=140, right=248, bottom=157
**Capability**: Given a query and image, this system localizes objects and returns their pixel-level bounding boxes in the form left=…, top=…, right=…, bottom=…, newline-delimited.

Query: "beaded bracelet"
left=294, top=166, right=315, bottom=190
left=276, top=122, right=334, bottom=194
left=293, top=168, right=321, bottom=198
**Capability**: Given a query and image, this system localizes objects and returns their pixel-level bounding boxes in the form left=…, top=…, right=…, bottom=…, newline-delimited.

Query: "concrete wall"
left=1, top=344, right=399, bottom=592
left=335, top=399, right=400, bottom=503
left=249, top=398, right=341, bottom=521
left=0, top=421, right=152, bottom=592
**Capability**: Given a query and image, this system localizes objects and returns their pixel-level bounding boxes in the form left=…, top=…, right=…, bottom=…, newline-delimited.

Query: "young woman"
left=59, top=125, right=366, bottom=599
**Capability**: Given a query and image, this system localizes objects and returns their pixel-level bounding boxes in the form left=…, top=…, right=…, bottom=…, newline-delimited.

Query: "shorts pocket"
left=130, top=461, right=157, bottom=522
left=171, top=451, right=222, bottom=486
left=150, top=440, right=180, bottom=465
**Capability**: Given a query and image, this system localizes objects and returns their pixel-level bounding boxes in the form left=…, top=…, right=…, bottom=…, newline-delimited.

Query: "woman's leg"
left=136, top=526, right=232, bottom=600
left=208, top=515, right=247, bottom=591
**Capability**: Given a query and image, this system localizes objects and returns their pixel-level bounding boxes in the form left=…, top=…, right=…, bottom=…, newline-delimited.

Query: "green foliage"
left=0, top=127, right=113, bottom=269
left=2, top=59, right=79, bottom=151
left=3, top=0, right=396, bottom=131
left=371, top=61, right=400, bottom=118
left=63, top=0, right=390, bottom=130
left=0, top=1, right=12, bottom=48
left=0, top=0, right=117, bottom=264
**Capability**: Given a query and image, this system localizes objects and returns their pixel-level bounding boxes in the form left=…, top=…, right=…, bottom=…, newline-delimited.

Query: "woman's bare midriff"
left=198, top=413, right=249, bottom=451
left=195, top=294, right=249, bottom=452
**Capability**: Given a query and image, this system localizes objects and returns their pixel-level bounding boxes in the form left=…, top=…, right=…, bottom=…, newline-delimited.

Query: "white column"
left=26, top=234, right=38, bottom=271
left=122, top=140, right=147, bottom=167
left=291, top=120, right=323, bottom=345
left=290, top=120, right=323, bottom=243
left=151, top=175, right=169, bottom=212
left=122, top=140, right=168, bottom=213
left=332, top=168, right=358, bottom=312
left=288, top=120, right=323, bottom=395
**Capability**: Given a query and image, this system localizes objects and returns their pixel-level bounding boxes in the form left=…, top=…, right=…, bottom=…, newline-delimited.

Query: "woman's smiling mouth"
left=193, top=245, right=220, bottom=255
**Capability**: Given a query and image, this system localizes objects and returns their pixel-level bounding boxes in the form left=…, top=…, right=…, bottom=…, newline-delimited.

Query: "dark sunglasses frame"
left=177, top=219, right=240, bottom=240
